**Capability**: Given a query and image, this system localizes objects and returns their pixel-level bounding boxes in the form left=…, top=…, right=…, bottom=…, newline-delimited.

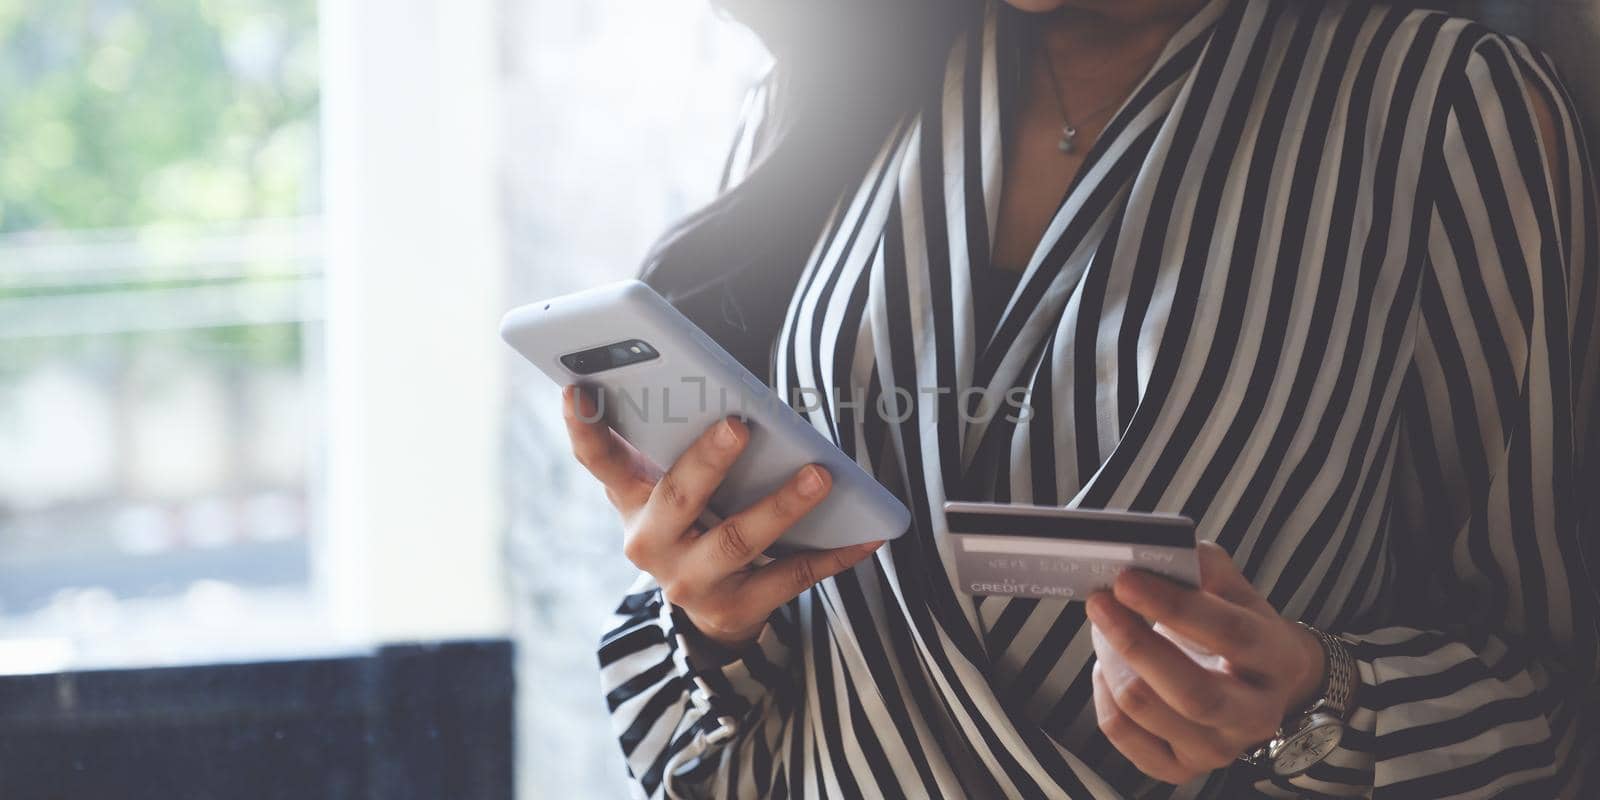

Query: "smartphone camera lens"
left=562, top=339, right=657, bottom=375
left=608, top=339, right=658, bottom=366
left=561, top=349, right=610, bottom=374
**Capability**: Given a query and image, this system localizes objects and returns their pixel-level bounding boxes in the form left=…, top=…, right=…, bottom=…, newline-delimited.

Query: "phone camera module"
left=562, top=339, right=657, bottom=375
left=560, top=349, right=609, bottom=374
left=608, top=339, right=658, bottom=367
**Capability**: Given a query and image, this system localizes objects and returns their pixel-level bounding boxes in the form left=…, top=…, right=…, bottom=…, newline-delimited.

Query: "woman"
left=578, top=0, right=1598, bottom=796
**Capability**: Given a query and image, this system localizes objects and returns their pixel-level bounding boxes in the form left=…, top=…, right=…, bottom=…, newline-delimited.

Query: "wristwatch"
left=1239, top=622, right=1359, bottom=777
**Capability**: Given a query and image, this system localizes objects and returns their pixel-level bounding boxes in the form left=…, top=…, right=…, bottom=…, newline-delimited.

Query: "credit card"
left=944, top=501, right=1199, bottom=601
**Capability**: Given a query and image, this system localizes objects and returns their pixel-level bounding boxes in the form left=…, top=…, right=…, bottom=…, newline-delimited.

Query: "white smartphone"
left=500, top=280, right=911, bottom=553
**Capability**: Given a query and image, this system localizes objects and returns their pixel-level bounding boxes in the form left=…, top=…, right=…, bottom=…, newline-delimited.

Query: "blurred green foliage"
left=0, top=0, right=319, bottom=367
left=0, top=0, right=319, bottom=233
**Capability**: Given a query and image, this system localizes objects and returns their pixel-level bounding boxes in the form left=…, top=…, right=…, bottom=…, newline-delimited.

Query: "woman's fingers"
left=733, top=539, right=884, bottom=617
left=1092, top=629, right=1245, bottom=774
left=1111, top=568, right=1273, bottom=671
left=1090, top=542, right=1308, bottom=780
left=691, top=465, right=832, bottom=574
left=1092, top=664, right=1198, bottom=786
left=1086, top=592, right=1248, bottom=726
left=560, top=386, right=875, bottom=647
left=686, top=539, right=882, bottom=645
left=563, top=386, right=651, bottom=506
left=1195, top=541, right=1272, bottom=612
left=628, top=416, right=749, bottom=567
left=671, top=464, right=851, bottom=635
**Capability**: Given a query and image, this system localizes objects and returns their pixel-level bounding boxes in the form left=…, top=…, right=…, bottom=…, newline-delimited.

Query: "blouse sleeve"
left=596, top=74, right=807, bottom=800
left=1276, top=33, right=1600, bottom=799
left=598, top=574, right=802, bottom=799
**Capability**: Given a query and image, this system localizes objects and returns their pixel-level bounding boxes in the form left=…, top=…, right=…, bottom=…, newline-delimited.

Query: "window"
left=0, top=0, right=325, bottom=670
left=1, top=0, right=768, bottom=794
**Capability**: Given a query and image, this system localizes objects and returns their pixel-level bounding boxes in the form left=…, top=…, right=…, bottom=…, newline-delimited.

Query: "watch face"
left=1271, top=717, right=1344, bottom=777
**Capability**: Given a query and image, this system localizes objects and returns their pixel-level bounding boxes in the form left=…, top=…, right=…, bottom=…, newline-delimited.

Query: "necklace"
left=1039, top=50, right=1142, bottom=154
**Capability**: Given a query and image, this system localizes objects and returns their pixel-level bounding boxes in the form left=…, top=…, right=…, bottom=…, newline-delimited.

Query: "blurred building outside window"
left=0, top=0, right=326, bottom=672
left=1, top=0, right=522, bottom=671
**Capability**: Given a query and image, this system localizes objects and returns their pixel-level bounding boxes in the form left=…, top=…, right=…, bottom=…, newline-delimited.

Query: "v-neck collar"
left=947, top=0, right=1238, bottom=470
left=846, top=0, right=1241, bottom=646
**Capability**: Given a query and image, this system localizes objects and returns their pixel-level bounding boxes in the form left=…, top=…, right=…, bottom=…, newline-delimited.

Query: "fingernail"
left=715, top=419, right=738, bottom=449
left=860, top=539, right=885, bottom=552
left=798, top=466, right=824, bottom=496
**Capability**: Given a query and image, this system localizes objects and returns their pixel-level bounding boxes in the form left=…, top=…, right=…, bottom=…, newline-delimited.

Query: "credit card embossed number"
left=944, top=501, right=1199, bottom=601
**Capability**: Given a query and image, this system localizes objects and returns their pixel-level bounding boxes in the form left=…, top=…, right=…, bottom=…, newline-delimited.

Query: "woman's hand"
left=563, top=386, right=883, bottom=649
left=1087, top=541, right=1327, bottom=785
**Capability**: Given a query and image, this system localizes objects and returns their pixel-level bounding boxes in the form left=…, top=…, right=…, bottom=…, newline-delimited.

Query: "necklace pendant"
left=1058, top=124, right=1077, bottom=154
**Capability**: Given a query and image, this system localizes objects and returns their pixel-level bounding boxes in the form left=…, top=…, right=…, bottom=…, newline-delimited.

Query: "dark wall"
left=0, top=640, right=514, bottom=800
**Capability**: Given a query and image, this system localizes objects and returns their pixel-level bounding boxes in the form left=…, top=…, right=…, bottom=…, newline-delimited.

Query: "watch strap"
left=1296, top=622, right=1357, bottom=721
left=1238, top=623, right=1358, bottom=770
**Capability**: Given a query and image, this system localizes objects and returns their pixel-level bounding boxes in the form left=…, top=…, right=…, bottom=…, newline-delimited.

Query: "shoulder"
left=1418, top=16, right=1575, bottom=186
left=1307, top=3, right=1576, bottom=176
left=1379, top=5, right=1569, bottom=115
left=1293, top=2, right=1559, bottom=90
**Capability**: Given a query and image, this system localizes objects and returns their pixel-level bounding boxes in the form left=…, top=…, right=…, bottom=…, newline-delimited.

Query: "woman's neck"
left=989, top=0, right=1210, bottom=274
left=1034, top=1, right=1208, bottom=77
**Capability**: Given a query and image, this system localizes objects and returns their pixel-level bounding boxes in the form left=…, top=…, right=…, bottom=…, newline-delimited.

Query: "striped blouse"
left=598, top=0, right=1600, bottom=797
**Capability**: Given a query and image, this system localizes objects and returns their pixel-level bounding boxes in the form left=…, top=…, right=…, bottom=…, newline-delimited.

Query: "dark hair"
left=639, top=1, right=976, bottom=376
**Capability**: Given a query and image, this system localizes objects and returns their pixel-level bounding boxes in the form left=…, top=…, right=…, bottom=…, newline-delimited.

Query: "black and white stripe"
left=598, top=1, right=1600, bottom=797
